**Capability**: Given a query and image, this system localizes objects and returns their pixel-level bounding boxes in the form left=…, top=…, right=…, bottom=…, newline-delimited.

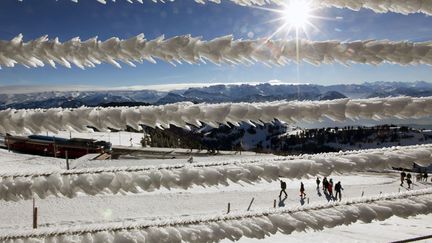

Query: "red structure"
left=5, top=135, right=112, bottom=159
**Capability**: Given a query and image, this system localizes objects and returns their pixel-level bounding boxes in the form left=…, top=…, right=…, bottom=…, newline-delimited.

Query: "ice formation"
left=1, top=34, right=432, bottom=69
left=1, top=96, right=431, bottom=133
left=1, top=144, right=431, bottom=201
left=19, top=0, right=432, bottom=16
left=1, top=188, right=432, bottom=242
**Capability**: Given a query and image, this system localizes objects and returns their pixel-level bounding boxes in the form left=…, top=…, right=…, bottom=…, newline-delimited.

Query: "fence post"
left=227, top=203, right=231, bottom=214
left=32, top=198, right=38, bottom=229
left=361, top=191, right=364, bottom=197
left=307, top=198, right=310, bottom=204
left=247, top=198, right=255, bottom=211
left=273, top=199, right=276, bottom=208
left=65, top=150, right=70, bottom=170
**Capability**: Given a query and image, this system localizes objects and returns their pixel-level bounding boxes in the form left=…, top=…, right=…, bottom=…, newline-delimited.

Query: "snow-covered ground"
left=231, top=214, right=432, bottom=243
left=0, top=149, right=431, bottom=242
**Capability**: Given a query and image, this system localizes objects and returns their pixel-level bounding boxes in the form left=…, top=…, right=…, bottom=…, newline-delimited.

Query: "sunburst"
left=250, top=0, right=326, bottom=83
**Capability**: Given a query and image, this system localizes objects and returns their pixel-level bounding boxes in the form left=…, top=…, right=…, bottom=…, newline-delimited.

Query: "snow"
left=1, top=147, right=432, bottom=242
left=1, top=186, right=431, bottom=242
left=2, top=35, right=432, bottom=70
left=14, top=0, right=432, bottom=16
left=230, top=214, right=432, bottom=243
left=1, top=144, right=431, bottom=201
left=1, top=96, right=432, bottom=133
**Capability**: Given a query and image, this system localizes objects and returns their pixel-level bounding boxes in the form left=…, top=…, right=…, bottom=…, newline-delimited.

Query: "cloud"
left=1, top=34, right=432, bottom=70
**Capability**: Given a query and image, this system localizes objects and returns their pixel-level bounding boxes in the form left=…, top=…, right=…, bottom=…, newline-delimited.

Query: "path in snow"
left=0, top=171, right=429, bottom=234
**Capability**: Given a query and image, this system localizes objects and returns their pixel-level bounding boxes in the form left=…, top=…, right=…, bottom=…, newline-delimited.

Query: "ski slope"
left=0, top=148, right=432, bottom=242
left=0, top=172, right=431, bottom=242
left=1, top=144, right=431, bottom=201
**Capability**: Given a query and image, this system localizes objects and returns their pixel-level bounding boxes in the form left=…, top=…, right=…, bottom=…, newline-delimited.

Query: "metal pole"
left=247, top=197, right=255, bottom=211
left=32, top=198, right=37, bottom=229
left=66, top=150, right=69, bottom=170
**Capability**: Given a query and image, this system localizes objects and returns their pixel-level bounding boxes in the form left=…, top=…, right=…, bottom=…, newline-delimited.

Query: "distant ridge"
left=0, top=81, right=431, bottom=109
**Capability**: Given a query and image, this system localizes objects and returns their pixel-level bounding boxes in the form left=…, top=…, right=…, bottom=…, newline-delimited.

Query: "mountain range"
left=1, top=81, right=431, bottom=110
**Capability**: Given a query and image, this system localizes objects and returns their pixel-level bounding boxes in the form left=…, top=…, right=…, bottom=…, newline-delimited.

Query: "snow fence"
left=1, top=188, right=432, bottom=242
left=1, top=144, right=431, bottom=201
left=1, top=96, right=432, bottom=133
left=17, top=0, right=432, bottom=16
left=2, top=35, right=432, bottom=69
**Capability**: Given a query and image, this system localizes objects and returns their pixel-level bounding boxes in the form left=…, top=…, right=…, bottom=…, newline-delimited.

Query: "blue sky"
left=0, top=1, right=431, bottom=89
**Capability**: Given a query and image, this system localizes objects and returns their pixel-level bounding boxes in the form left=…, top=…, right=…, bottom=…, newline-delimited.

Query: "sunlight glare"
left=283, top=0, right=312, bottom=29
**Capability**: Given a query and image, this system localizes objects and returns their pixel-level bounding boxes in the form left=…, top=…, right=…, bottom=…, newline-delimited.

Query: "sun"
left=283, top=0, right=312, bottom=29
left=251, top=0, right=320, bottom=39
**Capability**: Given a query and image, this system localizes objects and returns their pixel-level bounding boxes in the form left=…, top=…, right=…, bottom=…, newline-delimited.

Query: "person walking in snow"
left=334, top=181, right=344, bottom=201
left=323, top=177, right=328, bottom=193
left=406, top=177, right=412, bottom=189
left=407, top=172, right=412, bottom=180
left=424, top=172, right=428, bottom=182
left=328, top=179, right=334, bottom=199
left=279, top=180, right=288, bottom=198
left=316, top=177, right=321, bottom=189
left=300, top=182, right=306, bottom=199
left=400, top=170, right=406, bottom=186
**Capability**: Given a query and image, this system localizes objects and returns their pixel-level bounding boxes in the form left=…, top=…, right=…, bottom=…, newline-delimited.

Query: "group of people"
left=279, top=176, right=344, bottom=204
left=317, top=177, right=344, bottom=201
left=401, top=170, right=430, bottom=189
left=278, top=169, right=430, bottom=208
left=400, top=170, right=413, bottom=189
left=416, top=171, right=429, bottom=182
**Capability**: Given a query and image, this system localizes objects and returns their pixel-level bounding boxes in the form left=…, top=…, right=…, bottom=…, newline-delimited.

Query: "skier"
left=279, top=180, right=288, bottom=198
left=328, top=179, right=334, bottom=199
left=316, top=177, right=321, bottom=189
left=323, top=177, right=328, bottom=193
left=400, top=170, right=406, bottom=186
left=334, top=181, right=344, bottom=201
left=300, top=182, right=306, bottom=199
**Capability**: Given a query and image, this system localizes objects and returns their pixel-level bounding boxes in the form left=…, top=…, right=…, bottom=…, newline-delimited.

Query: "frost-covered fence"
left=2, top=35, right=432, bottom=69
left=17, top=0, right=432, bottom=16
left=1, top=144, right=431, bottom=201
left=1, top=96, right=432, bottom=133
left=1, top=188, right=432, bottom=242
